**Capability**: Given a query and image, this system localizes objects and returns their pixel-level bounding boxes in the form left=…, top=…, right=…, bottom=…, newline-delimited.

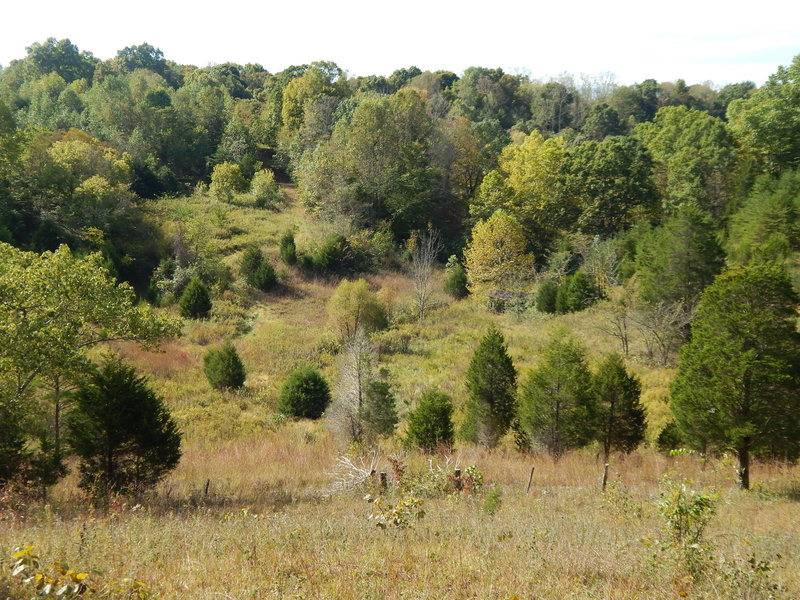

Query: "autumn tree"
left=670, top=264, right=800, bottom=489
left=462, top=326, right=517, bottom=447
left=464, top=210, right=534, bottom=293
left=326, top=279, right=387, bottom=339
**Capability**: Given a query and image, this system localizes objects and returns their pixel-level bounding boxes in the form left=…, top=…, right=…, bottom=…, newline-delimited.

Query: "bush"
left=406, top=389, right=455, bottom=452
left=279, top=230, right=297, bottom=265
left=277, top=366, right=331, bottom=419
left=444, top=258, right=469, bottom=299
left=239, top=246, right=277, bottom=291
left=300, top=233, right=356, bottom=275
left=67, top=356, right=181, bottom=498
left=327, top=279, right=388, bottom=339
left=250, top=169, right=284, bottom=209
left=204, top=343, right=246, bottom=390
left=210, top=162, right=247, bottom=202
left=360, top=379, right=399, bottom=441
left=536, top=279, right=559, bottom=313
left=179, top=277, right=212, bottom=319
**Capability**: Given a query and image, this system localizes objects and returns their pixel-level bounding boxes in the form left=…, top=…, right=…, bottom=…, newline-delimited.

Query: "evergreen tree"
left=203, top=343, right=246, bottom=390
left=0, top=399, right=25, bottom=482
left=179, top=277, right=212, bottom=319
left=67, top=357, right=181, bottom=499
left=406, top=388, right=455, bottom=452
left=239, top=245, right=263, bottom=281
left=359, top=379, right=399, bottom=442
left=592, top=353, right=646, bottom=461
left=536, top=279, right=558, bottom=313
left=670, top=264, right=800, bottom=489
left=279, top=230, right=297, bottom=265
left=518, top=335, right=597, bottom=459
left=277, top=366, right=331, bottom=419
left=443, top=258, right=469, bottom=299
left=462, top=325, right=517, bottom=447
left=635, top=203, right=725, bottom=306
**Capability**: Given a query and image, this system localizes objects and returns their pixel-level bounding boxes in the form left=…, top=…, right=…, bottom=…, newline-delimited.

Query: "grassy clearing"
left=3, top=189, right=799, bottom=599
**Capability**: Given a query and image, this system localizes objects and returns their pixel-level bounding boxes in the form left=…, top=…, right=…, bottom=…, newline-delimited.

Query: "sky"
left=1, top=0, right=798, bottom=87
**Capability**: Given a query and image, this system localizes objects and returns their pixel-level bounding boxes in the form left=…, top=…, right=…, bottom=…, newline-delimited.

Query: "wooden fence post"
left=454, top=468, right=463, bottom=491
left=526, top=465, right=535, bottom=494
left=602, top=463, right=609, bottom=491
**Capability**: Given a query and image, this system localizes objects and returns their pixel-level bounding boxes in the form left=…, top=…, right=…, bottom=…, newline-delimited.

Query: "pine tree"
left=592, top=353, right=646, bottom=461
left=670, top=264, right=800, bottom=489
left=462, top=325, right=517, bottom=447
left=179, top=277, right=212, bottom=319
left=203, top=343, right=246, bottom=390
left=518, top=334, right=597, bottom=459
left=359, top=379, right=399, bottom=442
left=67, top=357, right=181, bottom=499
left=279, top=230, right=297, bottom=265
left=406, top=389, right=454, bottom=452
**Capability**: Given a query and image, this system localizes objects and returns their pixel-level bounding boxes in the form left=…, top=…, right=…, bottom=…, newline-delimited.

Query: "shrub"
left=360, top=379, right=399, bottom=441
left=300, top=233, right=356, bottom=275
left=239, top=246, right=277, bottom=291
left=179, top=277, right=212, bottom=319
left=327, top=279, right=388, bottom=339
left=204, top=343, right=246, bottom=390
left=210, top=162, right=247, bottom=202
left=536, top=279, right=559, bottom=313
left=406, top=389, right=455, bottom=452
left=443, top=258, right=469, bottom=299
left=67, top=356, right=181, bottom=498
left=277, top=366, right=331, bottom=419
left=279, top=230, right=297, bottom=265
left=250, top=169, right=284, bottom=209
left=656, top=421, right=684, bottom=452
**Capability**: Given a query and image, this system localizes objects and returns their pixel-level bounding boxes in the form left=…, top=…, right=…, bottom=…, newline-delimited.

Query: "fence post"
left=526, top=465, right=535, bottom=494
left=379, top=472, right=387, bottom=490
left=602, top=463, right=609, bottom=491
left=454, top=468, right=463, bottom=491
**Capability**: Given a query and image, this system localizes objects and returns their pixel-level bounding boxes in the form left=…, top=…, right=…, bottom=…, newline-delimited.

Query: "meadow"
left=2, top=187, right=799, bottom=599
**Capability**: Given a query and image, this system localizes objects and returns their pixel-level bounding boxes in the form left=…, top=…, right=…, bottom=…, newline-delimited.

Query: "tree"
left=518, top=335, right=597, bottom=459
left=210, top=161, right=247, bottom=202
left=727, top=55, right=800, bottom=173
left=279, top=230, right=297, bottom=265
left=592, top=354, right=646, bottom=461
left=0, top=244, right=178, bottom=480
left=326, top=279, right=387, bottom=339
left=635, top=106, right=736, bottom=216
left=178, top=277, right=212, bottom=319
left=536, top=279, right=559, bottom=314
left=277, top=366, right=331, bottom=419
left=635, top=203, right=725, bottom=306
left=670, top=264, right=800, bottom=490
left=462, top=326, right=517, bottom=447
left=443, top=256, right=469, bottom=299
left=464, top=210, right=534, bottom=293
left=203, top=343, right=246, bottom=390
left=408, top=226, right=442, bottom=320
left=250, top=169, right=284, bottom=209
left=67, top=356, right=181, bottom=499
left=406, top=389, right=455, bottom=452
left=239, top=246, right=276, bottom=291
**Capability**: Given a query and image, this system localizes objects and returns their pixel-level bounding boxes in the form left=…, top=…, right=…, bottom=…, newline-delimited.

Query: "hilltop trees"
left=671, top=264, right=800, bottom=489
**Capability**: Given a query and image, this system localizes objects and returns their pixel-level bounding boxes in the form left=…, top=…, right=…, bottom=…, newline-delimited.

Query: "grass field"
left=2, top=188, right=799, bottom=599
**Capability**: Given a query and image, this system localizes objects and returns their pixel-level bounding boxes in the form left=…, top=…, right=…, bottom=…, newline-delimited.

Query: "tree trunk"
left=737, top=439, right=751, bottom=490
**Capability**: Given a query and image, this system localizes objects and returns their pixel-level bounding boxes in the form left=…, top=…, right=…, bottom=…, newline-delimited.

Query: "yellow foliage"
left=464, top=210, right=534, bottom=294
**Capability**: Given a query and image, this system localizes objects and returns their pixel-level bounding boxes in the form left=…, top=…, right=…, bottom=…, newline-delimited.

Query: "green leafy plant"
left=178, top=277, right=212, bottom=319
left=365, top=494, right=425, bottom=530
left=277, top=366, right=331, bottom=419
left=203, top=343, right=246, bottom=390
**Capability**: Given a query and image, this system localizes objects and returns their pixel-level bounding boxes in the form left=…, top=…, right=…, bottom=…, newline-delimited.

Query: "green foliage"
left=592, top=353, right=646, bottom=459
left=406, top=389, right=455, bottom=452
left=462, top=326, right=517, bottom=447
left=726, top=169, right=800, bottom=265
left=239, top=246, right=276, bottom=291
left=670, top=264, right=800, bottom=489
left=203, top=343, right=246, bottom=390
left=366, top=494, right=425, bottom=530
left=556, top=269, right=601, bottom=314
left=481, top=484, right=503, bottom=516
left=210, top=161, right=247, bottom=202
left=536, top=279, right=559, bottom=313
left=0, top=400, right=25, bottom=482
left=518, top=334, right=597, bottom=458
left=277, top=366, right=331, bottom=419
left=326, top=279, right=387, bottom=339
left=727, top=55, right=800, bottom=173
left=359, top=380, right=399, bottom=441
left=656, top=477, right=718, bottom=579
left=443, top=256, right=469, bottom=299
left=279, top=230, right=297, bottom=265
left=67, top=356, right=181, bottom=498
left=250, top=169, right=284, bottom=209
left=178, top=277, right=212, bottom=319
left=635, top=203, right=725, bottom=306
left=657, top=421, right=684, bottom=452
left=300, top=233, right=357, bottom=275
